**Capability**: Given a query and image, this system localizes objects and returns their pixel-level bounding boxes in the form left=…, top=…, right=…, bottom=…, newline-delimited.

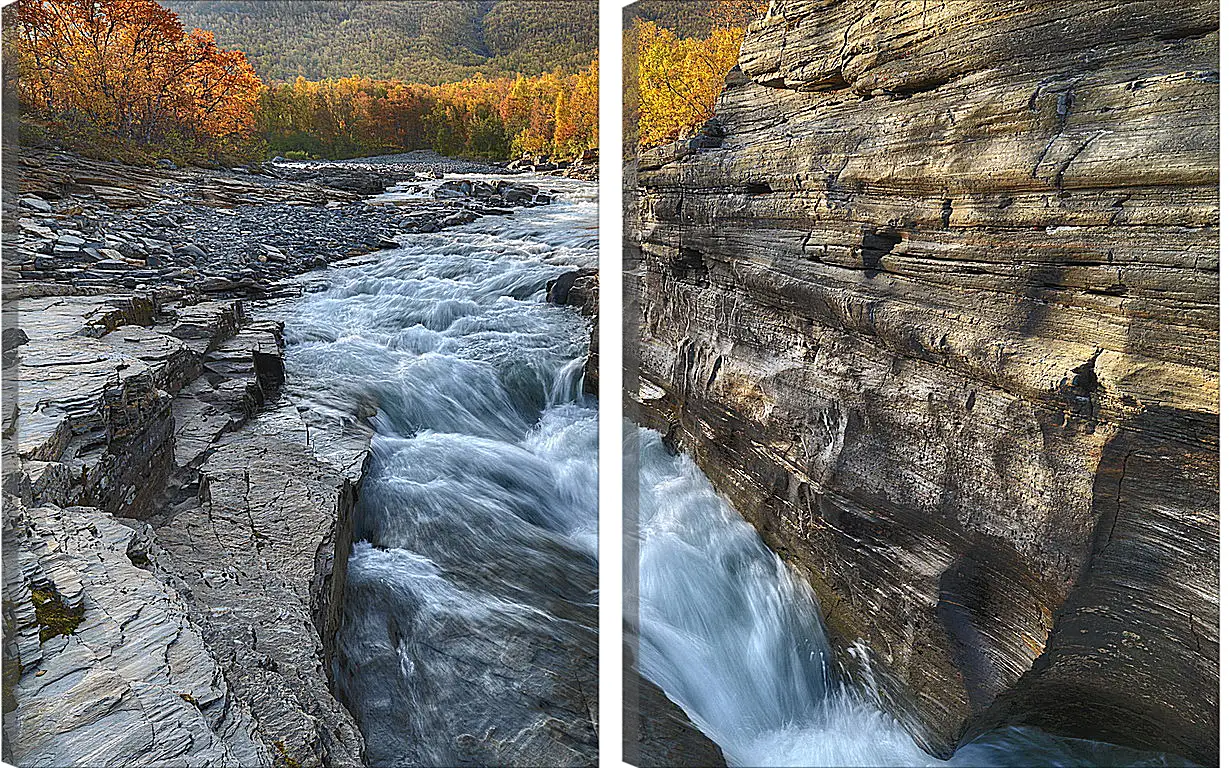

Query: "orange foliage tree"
left=13, top=0, right=262, bottom=155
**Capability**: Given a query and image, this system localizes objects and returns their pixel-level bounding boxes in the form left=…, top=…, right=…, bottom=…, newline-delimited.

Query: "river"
left=281, top=175, right=599, bottom=766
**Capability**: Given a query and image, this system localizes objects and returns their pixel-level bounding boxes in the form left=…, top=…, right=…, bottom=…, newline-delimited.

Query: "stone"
left=198, top=277, right=239, bottom=292
left=627, top=0, right=1216, bottom=764
left=259, top=244, right=286, bottom=262
left=3, top=500, right=268, bottom=767
left=92, top=259, right=131, bottom=271
left=503, top=185, right=539, bottom=206
left=17, top=221, right=52, bottom=237
left=174, top=244, right=207, bottom=260
left=19, top=197, right=51, bottom=213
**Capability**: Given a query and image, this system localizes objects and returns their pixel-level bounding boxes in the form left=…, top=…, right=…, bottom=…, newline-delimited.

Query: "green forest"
left=161, top=0, right=599, bottom=84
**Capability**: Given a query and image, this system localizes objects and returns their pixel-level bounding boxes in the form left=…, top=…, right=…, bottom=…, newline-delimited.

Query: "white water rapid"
left=634, top=428, right=1194, bottom=768
left=282, top=176, right=598, bottom=767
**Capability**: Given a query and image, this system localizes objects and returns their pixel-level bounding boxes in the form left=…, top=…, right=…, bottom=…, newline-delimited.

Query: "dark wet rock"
left=2, top=327, right=28, bottom=367
left=546, top=268, right=599, bottom=397
left=628, top=0, right=1216, bottom=764
left=547, top=268, right=598, bottom=316
left=627, top=665, right=726, bottom=767
left=434, top=179, right=551, bottom=208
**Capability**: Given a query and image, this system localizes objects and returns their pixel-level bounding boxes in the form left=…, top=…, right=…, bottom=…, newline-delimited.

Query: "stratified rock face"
left=3, top=502, right=268, bottom=767
left=628, top=0, right=1217, bottom=763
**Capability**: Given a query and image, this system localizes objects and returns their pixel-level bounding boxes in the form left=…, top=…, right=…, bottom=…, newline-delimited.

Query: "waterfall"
left=633, top=428, right=1194, bottom=768
left=282, top=177, right=598, bottom=766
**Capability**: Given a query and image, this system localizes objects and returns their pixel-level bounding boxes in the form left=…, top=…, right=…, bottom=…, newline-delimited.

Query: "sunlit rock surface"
left=627, top=0, right=1217, bottom=763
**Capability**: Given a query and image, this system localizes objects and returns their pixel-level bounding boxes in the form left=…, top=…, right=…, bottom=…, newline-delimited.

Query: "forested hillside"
left=625, top=0, right=714, bottom=37
left=161, top=0, right=598, bottom=83
left=627, top=0, right=763, bottom=38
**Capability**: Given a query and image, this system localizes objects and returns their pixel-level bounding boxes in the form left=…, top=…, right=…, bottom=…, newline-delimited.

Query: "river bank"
left=1, top=149, right=598, bottom=766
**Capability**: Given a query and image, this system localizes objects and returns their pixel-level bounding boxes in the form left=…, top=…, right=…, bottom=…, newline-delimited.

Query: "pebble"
left=10, top=152, right=565, bottom=296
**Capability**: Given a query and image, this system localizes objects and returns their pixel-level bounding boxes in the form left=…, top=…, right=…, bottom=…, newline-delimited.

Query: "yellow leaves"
left=633, top=19, right=747, bottom=147
left=14, top=0, right=598, bottom=162
left=261, top=59, right=598, bottom=161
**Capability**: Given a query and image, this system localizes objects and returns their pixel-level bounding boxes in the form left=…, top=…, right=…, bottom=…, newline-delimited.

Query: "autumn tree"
left=553, top=60, right=597, bottom=158
left=632, top=1, right=765, bottom=148
left=13, top=0, right=262, bottom=157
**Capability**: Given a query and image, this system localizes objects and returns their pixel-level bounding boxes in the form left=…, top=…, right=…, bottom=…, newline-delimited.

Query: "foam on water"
left=283, top=177, right=597, bottom=765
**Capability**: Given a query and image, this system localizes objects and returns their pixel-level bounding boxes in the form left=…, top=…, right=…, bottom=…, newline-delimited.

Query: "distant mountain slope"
left=161, top=0, right=597, bottom=83
left=625, top=0, right=715, bottom=37
left=626, top=0, right=765, bottom=38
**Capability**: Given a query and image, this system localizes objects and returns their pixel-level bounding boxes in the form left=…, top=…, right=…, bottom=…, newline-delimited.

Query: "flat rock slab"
left=4, top=281, right=367, bottom=767
left=149, top=400, right=367, bottom=768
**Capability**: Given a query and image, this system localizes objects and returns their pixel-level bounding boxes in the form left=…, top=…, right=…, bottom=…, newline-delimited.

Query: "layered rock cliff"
left=627, top=1, right=1218, bottom=764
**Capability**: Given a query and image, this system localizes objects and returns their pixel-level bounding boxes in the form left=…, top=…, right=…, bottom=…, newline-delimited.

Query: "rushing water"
left=634, top=429, right=1194, bottom=768
left=283, top=176, right=598, bottom=766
